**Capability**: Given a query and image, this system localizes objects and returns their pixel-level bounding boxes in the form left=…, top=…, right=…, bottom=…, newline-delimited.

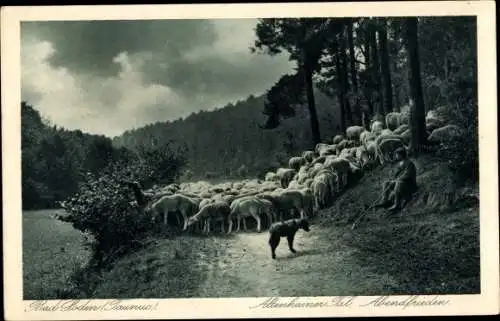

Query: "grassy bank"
left=317, top=154, right=480, bottom=294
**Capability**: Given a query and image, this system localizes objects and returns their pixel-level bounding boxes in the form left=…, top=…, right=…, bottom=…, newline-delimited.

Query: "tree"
left=404, top=17, right=427, bottom=155
left=378, top=18, right=394, bottom=113
left=368, top=18, right=383, bottom=116
left=260, top=73, right=305, bottom=129
left=252, top=18, right=332, bottom=147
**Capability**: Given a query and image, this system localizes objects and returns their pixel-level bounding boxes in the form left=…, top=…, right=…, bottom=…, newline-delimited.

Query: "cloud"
left=22, top=41, right=186, bottom=137
left=21, top=19, right=295, bottom=137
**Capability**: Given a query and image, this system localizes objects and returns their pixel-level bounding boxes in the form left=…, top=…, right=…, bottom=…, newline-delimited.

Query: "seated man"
left=375, top=147, right=417, bottom=212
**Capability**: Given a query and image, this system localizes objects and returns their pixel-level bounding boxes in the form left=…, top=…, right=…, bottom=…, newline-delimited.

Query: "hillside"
left=112, top=88, right=341, bottom=180
left=60, top=155, right=479, bottom=298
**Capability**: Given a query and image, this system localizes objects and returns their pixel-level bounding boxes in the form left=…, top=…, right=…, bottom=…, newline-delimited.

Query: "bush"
left=436, top=99, right=478, bottom=184
left=60, top=146, right=185, bottom=270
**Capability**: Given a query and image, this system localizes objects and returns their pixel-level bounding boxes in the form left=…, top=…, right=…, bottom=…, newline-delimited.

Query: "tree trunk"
left=335, top=51, right=346, bottom=134
left=348, top=22, right=358, bottom=92
left=370, top=19, right=384, bottom=116
left=303, top=61, right=321, bottom=147
left=379, top=18, right=394, bottom=114
left=340, top=32, right=353, bottom=126
left=405, top=17, right=427, bottom=155
left=364, top=31, right=374, bottom=116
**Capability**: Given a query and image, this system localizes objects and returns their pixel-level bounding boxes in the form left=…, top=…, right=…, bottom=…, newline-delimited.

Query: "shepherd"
left=374, top=147, right=417, bottom=213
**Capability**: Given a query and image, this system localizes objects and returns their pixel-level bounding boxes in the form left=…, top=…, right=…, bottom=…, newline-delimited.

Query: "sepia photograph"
left=2, top=1, right=498, bottom=320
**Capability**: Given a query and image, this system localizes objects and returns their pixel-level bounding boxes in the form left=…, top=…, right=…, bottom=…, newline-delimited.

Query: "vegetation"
left=21, top=16, right=478, bottom=298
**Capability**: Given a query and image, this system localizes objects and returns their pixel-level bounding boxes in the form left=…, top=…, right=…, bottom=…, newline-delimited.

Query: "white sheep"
left=428, top=124, right=463, bottom=144
left=316, top=144, right=336, bottom=157
left=385, top=112, right=402, bottom=131
left=227, top=197, right=275, bottom=233
left=311, top=176, right=330, bottom=210
left=315, top=143, right=330, bottom=154
left=375, top=136, right=407, bottom=165
left=346, top=125, right=365, bottom=142
left=264, top=172, right=278, bottom=182
left=332, top=134, right=345, bottom=145
left=276, top=168, right=296, bottom=188
left=323, top=157, right=358, bottom=191
left=288, top=180, right=302, bottom=190
left=289, top=156, right=307, bottom=171
left=355, top=145, right=372, bottom=169
left=335, top=139, right=357, bottom=155
left=370, top=120, right=384, bottom=134
left=360, top=130, right=377, bottom=145
left=187, top=200, right=230, bottom=234
left=393, top=124, right=410, bottom=135
left=149, top=194, right=199, bottom=231
left=302, top=150, right=316, bottom=163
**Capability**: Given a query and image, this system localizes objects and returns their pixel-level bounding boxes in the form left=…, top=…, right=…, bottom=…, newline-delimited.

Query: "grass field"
left=22, top=209, right=91, bottom=299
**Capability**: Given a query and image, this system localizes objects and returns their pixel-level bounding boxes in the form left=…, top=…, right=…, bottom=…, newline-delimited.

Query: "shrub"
left=60, top=146, right=185, bottom=269
left=436, top=98, right=478, bottom=184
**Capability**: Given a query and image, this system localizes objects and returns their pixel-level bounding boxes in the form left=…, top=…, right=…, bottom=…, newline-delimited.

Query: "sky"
left=21, top=19, right=296, bottom=137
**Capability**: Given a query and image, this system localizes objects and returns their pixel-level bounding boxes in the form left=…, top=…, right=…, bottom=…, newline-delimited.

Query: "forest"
left=22, top=16, right=476, bottom=210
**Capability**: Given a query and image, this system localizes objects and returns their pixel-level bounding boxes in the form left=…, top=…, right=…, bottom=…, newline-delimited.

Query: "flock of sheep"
left=139, top=105, right=461, bottom=236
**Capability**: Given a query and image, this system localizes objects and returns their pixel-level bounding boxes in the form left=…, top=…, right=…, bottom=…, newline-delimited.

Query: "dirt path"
left=196, top=225, right=400, bottom=297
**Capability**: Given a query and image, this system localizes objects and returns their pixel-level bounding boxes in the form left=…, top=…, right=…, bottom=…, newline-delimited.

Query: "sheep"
left=360, top=130, right=376, bottom=145
left=264, top=172, right=278, bottom=182
left=315, top=143, right=330, bottom=154
left=385, top=112, right=403, bottom=131
left=289, top=156, right=307, bottom=171
left=298, top=187, right=315, bottom=218
left=426, top=118, right=447, bottom=133
left=355, top=145, right=372, bottom=169
left=336, top=139, right=356, bottom=154
left=371, top=112, right=385, bottom=125
left=428, top=124, right=463, bottom=144
left=316, top=144, right=336, bottom=157
left=260, top=189, right=307, bottom=222
left=302, top=150, right=316, bottom=163
left=149, top=194, right=199, bottom=231
left=227, top=197, right=275, bottom=233
left=370, top=120, right=384, bottom=134
left=400, top=129, right=412, bottom=145
left=346, top=125, right=365, bottom=142
left=375, top=137, right=408, bottom=165
left=323, top=157, right=360, bottom=191
left=308, top=162, right=325, bottom=179
left=276, top=168, right=296, bottom=189
left=288, top=180, right=302, bottom=190
left=378, top=128, right=394, bottom=138
left=311, top=176, right=330, bottom=210
left=314, top=168, right=337, bottom=197
left=311, top=155, right=326, bottom=166
left=393, top=124, right=410, bottom=135
left=186, top=200, right=231, bottom=234
left=332, top=134, right=345, bottom=145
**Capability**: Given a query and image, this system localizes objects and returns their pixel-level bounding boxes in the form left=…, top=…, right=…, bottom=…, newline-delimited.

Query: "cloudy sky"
left=21, top=19, right=295, bottom=137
